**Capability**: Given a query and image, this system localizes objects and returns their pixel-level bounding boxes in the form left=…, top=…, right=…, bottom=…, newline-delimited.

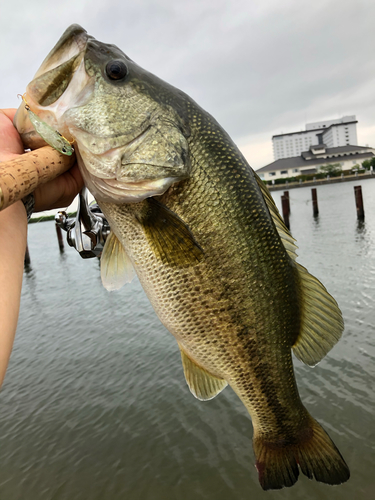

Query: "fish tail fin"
left=252, top=416, right=350, bottom=490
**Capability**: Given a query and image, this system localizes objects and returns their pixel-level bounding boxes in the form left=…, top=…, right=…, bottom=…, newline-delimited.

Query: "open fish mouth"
left=32, top=24, right=89, bottom=80
left=14, top=25, right=91, bottom=148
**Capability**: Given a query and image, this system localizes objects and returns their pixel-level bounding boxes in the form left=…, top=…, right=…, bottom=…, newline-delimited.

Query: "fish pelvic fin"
left=178, top=343, right=227, bottom=401
left=137, top=198, right=204, bottom=268
left=293, top=263, right=344, bottom=366
left=253, top=416, right=350, bottom=490
left=100, top=231, right=136, bottom=291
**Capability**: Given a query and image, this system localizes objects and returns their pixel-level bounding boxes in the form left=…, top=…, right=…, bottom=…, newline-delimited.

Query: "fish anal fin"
left=137, top=198, right=204, bottom=268
left=100, top=231, right=136, bottom=291
left=178, top=343, right=227, bottom=401
left=253, top=415, right=350, bottom=490
left=293, top=263, right=344, bottom=366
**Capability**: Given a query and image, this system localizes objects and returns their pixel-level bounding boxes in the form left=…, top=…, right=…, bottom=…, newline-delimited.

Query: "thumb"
left=0, top=109, right=25, bottom=161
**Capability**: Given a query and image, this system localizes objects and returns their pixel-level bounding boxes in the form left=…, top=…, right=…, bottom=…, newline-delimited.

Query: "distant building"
left=272, top=116, right=358, bottom=160
left=256, top=144, right=375, bottom=182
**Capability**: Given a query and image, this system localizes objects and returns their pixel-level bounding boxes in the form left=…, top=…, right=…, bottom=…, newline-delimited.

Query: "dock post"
left=55, top=223, right=64, bottom=251
left=283, top=191, right=290, bottom=214
left=311, top=188, right=319, bottom=216
left=24, top=244, right=30, bottom=266
left=281, top=195, right=290, bottom=230
left=354, top=186, right=365, bottom=220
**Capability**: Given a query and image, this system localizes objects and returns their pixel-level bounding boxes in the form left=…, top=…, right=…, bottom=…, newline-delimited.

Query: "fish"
left=14, top=24, right=350, bottom=490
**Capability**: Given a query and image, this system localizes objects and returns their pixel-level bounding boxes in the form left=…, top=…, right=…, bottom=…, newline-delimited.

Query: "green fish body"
left=14, top=25, right=349, bottom=490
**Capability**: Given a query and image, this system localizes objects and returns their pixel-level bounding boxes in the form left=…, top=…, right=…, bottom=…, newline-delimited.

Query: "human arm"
left=0, top=201, right=27, bottom=385
left=0, top=108, right=84, bottom=386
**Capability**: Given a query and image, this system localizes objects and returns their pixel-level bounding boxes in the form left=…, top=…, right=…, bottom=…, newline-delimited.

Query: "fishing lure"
left=19, top=94, right=74, bottom=156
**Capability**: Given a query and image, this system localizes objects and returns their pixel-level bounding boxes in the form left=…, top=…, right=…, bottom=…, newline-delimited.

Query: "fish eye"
left=105, top=60, right=128, bottom=80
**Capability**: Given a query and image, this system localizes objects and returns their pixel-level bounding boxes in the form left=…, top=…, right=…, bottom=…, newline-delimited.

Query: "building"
left=272, top=116, right=358, bottom=160
left=256, top=144, right=375, bottom=182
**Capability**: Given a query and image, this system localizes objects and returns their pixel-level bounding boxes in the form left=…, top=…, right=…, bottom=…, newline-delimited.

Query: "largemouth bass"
left=14, top=25, right=350, bottom=490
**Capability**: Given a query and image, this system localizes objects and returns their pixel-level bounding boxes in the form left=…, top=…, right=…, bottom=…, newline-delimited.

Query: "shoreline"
left=29, top=173, right=374, bottom=221
left=267, top=173, right=375, bottom=191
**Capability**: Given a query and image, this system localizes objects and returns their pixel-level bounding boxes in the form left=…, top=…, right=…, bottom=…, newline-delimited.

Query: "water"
left=1, top=178, right=374, bottom=500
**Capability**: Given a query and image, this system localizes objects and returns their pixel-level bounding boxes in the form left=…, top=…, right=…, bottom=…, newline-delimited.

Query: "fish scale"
left=14, top=24, right=350, bottom=491
left=100, top=106, right=309, bottom=435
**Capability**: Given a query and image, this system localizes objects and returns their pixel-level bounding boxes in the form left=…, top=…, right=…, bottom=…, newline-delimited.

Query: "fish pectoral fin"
left=178, top=343, right=227, bottom=401
left=137, top=198, right=204, bottom=267
left=292, top=263, right=344, bottom=366
left=100, top=231, right=136, bottom=291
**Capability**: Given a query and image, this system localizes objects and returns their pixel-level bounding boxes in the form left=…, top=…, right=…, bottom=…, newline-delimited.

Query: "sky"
left=1, top=0, right=374, bottom=177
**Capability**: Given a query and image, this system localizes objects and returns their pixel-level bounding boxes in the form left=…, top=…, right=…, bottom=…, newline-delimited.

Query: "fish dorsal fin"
left=254, top=172, right=298, bottom=260
left=292, top=263, right=344, bottom=366
left=137, top=198, right=204, bottom=267
left=100, top=231, right=136, bottom=291
left=178, top=343, right=228, bottom=401
left=253, top=174, right=344, bottom=366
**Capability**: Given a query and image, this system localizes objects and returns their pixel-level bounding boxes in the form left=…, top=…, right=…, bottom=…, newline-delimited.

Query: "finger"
left=1, top=108, right=17, bottom=121
left=33, top=163, right=84, bottom=212
left=0, top=147, right=75, bottom=211
left=0, top=110, right=24, bottom=160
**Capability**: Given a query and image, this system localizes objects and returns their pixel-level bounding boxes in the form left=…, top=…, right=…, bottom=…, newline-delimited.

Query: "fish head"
left=14, top=24, right=191, bottom=203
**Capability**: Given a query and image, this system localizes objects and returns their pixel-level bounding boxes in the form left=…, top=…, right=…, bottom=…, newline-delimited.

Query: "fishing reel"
left=55, top=187, right=110, bottom=259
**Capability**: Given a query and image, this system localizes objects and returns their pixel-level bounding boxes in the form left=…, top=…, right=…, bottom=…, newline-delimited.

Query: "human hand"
left=0, top=108, right=84, bottom=212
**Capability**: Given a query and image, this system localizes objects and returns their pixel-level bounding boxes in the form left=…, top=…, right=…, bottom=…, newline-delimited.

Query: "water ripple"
left=0, top=180, right=375, bottom=499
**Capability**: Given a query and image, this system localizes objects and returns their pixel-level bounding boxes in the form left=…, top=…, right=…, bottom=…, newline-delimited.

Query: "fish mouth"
left=33, top=24, right=89, bottom=81
left=14, top=25, right=91, bottom=148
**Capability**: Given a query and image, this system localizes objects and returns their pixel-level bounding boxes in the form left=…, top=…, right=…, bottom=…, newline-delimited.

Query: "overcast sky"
left=1, top=0, right=374, bottom=175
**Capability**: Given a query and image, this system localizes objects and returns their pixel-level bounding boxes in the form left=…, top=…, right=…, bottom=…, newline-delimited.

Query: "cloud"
left=1, top=0, right=374, bottom=171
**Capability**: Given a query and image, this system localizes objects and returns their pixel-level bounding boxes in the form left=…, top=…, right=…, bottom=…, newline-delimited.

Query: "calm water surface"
left=0, top=178, right=374, bottom=499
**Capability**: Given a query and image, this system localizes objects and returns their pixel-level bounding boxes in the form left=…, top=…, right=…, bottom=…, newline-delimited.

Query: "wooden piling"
left=24, top=244, right=30, bottom=266
left=283, top=191, right=290, bottom=214
left=311, top=188, right=319, bottom=216
left=55, top=223, right=64, bottom=251
left=354, top=185, right=365, bottom=220
left=281, top=195, right=290, bottom=229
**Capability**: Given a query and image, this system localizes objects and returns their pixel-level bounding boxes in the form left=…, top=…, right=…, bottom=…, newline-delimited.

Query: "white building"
left=272, top=116, right=358, bottom=160
left=256, top=144, right=374, bottom=182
